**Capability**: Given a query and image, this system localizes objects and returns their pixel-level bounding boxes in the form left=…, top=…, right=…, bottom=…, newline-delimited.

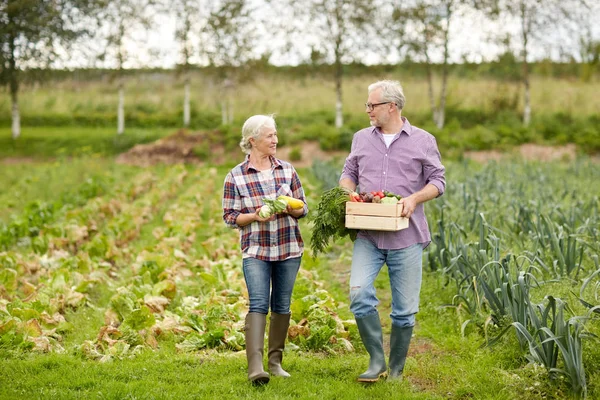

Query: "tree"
left=0, top=0, right=102, bottom=139
left=575, top=3, right=600, bottom=82
left=268, top=0, right=374, bottom=128
left=171, top=0, right=205, bottom=128
left=393, top=1, right=459, bottom=129
left=488, top=0, right=592, bottom=125
left=202, top=0, right=258, bottom=125
left=95, top=0, right=156, bottom=134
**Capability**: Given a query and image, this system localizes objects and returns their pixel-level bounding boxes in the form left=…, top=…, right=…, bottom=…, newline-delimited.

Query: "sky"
left=59, top=2, right=600, bottom=70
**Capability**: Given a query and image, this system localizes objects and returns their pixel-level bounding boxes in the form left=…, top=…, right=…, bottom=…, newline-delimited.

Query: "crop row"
left=424, top=160, right=600, bottom=399
left=0, top=164, right=352, bottom=361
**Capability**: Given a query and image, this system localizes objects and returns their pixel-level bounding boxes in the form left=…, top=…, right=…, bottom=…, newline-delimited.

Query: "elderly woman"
left=222, top=114, right=308, bottom=385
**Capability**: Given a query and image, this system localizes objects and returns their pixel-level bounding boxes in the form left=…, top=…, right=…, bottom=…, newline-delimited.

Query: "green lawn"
left=0, top=126, right=172, bottom=158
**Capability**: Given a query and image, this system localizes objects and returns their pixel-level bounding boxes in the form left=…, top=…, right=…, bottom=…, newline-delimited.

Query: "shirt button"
left=383, top=172, right=386, bottom=174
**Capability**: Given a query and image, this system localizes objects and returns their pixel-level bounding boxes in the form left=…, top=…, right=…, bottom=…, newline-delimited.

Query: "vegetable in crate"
left=380, top=196, right=399, bottom=204
left=383, top=191, right=402, bottom=200
left=310, top=186, right=357, bottom=257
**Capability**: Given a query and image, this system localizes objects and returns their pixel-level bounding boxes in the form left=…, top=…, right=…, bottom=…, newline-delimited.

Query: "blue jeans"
left=242, top=256, right=301, bottom=315
left=349, top=239, right=423, bottom=327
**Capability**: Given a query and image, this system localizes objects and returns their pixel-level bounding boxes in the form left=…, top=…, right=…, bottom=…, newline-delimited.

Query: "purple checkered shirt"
left=340, top=117, right=446, bottom=249
left=223, top=155, right=308, bottom=261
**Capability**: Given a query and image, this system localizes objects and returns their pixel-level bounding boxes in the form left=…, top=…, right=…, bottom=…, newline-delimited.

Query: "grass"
left=1, top=74, right=599, bottom=122
left=0, top=126, right=171, bottom=158
left=0, top=157, right=142, bottom=223
left=0, top=272, right=573, bottom=400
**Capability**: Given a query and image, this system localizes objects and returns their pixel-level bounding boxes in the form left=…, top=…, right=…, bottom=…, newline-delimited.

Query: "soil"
left=464, top=143, right=585, bottom=163
left=115, top=129, right=228, bottom=167
left=115, top=129, right=347, bottom=167
left=115, top=129, right=597, bottom=167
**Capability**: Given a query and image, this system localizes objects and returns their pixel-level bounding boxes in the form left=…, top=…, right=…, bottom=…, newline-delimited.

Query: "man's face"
left=251, top=127, right=278, bottom=155
left=366, top=88, right=391, bottom=128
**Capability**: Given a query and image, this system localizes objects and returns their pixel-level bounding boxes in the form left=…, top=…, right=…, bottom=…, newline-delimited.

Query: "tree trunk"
left=10, top=77, right=20, bottom=140
left=117, top=84, right=125, bottom=135
left=520, top=3, right=531, bottom=126
left=221, top=99, right=228, bottom=125
left=436, top=2, right=451, bottom=130
left=228, top=95, right=234, bottom=125
left=11, top=97, right=21, bottom=140
left=425, top=59, right=438, bottom=126
left=183, top=79, right=191, bottom=128
left=9, top=36, right=20, bottom=139
left=334, top=40, right=343, bottom=129
left=523, top=72, right=531, bottom=126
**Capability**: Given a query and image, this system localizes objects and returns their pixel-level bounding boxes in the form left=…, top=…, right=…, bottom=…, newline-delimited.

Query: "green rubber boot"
left=356, top=313, right=387, bottom=383
left=389, top=325, right=413, bottom=380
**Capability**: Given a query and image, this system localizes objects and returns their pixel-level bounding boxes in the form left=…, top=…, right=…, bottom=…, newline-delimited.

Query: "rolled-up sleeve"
left=222, top=172, right=242, bottom=228
left=290, top=167, right=309, bottom=218
left=424, top=136, right=446, bottom=197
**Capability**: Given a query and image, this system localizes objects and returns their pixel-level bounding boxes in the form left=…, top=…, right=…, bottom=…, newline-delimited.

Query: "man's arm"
left=399, top=183, right=440, bottom=218
left=339, top=177, right=357, bottom=192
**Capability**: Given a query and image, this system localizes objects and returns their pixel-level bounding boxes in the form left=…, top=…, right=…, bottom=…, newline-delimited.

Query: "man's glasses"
left=365, top=102, right=392, bottom=111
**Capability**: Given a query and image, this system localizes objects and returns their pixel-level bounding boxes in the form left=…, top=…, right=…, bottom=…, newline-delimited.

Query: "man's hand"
left=398, top=184, right=440, bottom=219
left=399, top=196, right=417, bottom=219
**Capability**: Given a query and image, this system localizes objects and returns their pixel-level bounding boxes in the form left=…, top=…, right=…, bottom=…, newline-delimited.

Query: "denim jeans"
left=242, top=256, right=301, bottom=314
left=349, top=238, right=423, bottom=327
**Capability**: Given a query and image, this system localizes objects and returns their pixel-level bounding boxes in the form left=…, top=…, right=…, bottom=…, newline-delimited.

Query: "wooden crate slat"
left=345, top=215, right=409, bottom=231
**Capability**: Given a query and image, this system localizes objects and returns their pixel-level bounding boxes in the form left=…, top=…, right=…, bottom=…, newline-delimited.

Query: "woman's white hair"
left=239, top=114, right=277, bottom=154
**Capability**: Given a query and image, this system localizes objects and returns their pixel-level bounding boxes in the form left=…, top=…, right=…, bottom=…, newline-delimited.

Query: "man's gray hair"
left=368, top=80, right=406, bottom=111
left=239, top=114, right=277, bottom=154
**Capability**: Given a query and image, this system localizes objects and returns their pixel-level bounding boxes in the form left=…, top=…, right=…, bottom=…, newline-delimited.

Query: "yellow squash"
left=277, top=195, right=304, bottom=209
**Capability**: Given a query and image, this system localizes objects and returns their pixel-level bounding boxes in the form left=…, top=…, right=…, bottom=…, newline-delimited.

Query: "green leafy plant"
left=309, top=186, right=355, bottom=257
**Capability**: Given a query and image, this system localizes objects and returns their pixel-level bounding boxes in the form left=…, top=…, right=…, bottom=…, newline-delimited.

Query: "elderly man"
left=339, top=80, right=446, bottom=382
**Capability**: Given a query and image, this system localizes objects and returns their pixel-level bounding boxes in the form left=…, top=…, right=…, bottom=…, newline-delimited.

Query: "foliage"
left=1, top=156, right=600, bottom=398
left=309, top=187, right=356, bottom=257
left=288, top=146, right=302, bottom=162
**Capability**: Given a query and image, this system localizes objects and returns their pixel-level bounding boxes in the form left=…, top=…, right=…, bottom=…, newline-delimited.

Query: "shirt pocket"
left=276, top=183, right=292, bottom=197
left=237, top=186, right=258, bottom=211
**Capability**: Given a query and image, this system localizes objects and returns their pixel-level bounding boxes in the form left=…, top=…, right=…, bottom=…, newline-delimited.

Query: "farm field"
left=1, top=154, right=599, bottom=399
left=5, top=74, right=599, bottom=119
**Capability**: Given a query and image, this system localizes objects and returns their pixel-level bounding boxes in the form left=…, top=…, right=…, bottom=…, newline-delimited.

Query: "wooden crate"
left=345, top=202, right=409, bottom=231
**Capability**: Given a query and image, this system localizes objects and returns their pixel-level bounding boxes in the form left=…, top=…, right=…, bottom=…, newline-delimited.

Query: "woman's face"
left=251, top=126, right=278, bottom=156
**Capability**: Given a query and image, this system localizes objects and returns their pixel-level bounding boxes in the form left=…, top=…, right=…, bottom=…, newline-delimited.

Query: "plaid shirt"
left=223, top=155, right=308, bottom=261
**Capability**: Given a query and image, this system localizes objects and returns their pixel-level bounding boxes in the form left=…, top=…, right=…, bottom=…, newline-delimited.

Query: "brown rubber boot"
left=268, top=313, right=291, bottom=377
left=245, top=313, right=270, bottom=385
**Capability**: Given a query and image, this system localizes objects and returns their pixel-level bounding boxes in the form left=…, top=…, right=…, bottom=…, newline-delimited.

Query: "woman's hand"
left=255, top=207, right=275, bottom=222
left=283, top=204, right=304, bottom=218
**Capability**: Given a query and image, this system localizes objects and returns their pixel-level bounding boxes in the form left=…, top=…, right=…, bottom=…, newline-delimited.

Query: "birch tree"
left=0, top=0, right=102, bottom=139
left=172, top=0, right=205, bottom=128
left=96, top=0, right=155, bottom=134
left=268, top=0, right=374, bottom=128
left=202, top=0, right=257, bottom=125
left=391, top=0, right=466, bottom=129
left=488, top=0, right=592, bottom=125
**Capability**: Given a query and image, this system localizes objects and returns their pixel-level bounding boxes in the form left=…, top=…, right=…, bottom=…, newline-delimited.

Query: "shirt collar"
left=372, top=116, right=412, bottom=136
left=243, top=155, right=281, bottom=173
